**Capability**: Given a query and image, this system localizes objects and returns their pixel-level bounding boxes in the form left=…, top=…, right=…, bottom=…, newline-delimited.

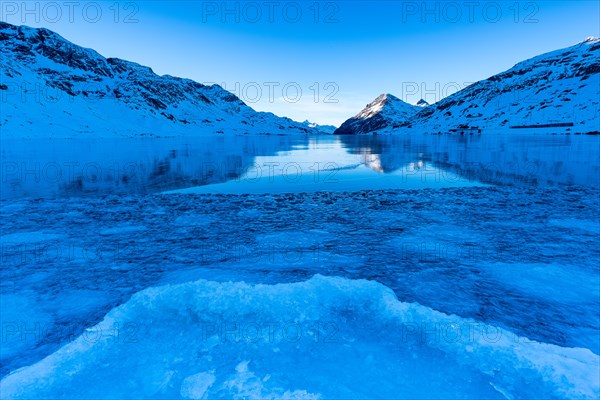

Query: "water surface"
left=3, top=134, right=598, bottom=199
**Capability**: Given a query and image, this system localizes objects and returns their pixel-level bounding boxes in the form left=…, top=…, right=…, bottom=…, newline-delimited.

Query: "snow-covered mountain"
left=3, top=22, right=597, bottom=137
left=336, top=38, right=600, bottom=135
left=301, top=120, right=337, bottom=134
left=405, top=37, right=600, bottom=133
left=333, top=93, right=420, bottom=134
left=0, top=22, right=328, bottom=138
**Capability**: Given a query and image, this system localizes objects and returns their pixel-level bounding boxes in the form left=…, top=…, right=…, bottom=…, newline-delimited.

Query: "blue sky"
left=2, top=1, right=599, bottom=125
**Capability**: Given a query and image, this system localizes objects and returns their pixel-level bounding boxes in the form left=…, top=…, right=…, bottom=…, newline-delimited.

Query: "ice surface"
left=1, top=135, right=598, bottom=398
left=1, top=276, right=598, bottom=399
left=0, top=232, right=65, bottom=244
left=0, top=294, right=54, bottom=362
left=549, top=218, right=600, bottom=234
left=1, top=184, right=599, bottom=380
left=481, top=263, right=600, bottom=304
left=99, top=225, right=147, bottom=236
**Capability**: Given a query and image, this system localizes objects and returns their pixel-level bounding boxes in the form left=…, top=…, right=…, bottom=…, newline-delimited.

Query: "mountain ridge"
left=2, top=23, right=598, bottom=137
left=0, top=22, right=331, bottom=137
left=406, top=36, right=600, bottom=132
left=335, top=37, right=600, bottom=135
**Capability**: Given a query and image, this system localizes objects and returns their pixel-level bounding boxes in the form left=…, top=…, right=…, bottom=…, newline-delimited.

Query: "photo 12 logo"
left=1, top=321, right=138, bottom=345
left=0, top=1, right=140, bottom=24
left=200, top=1, right=340, bottom=23
left=401, top=1, right=540, bottom=23
left=205, top=81, right=340, bottom=104
left=197, top=320, right=339, bottom=343
left=401, top=81, right=474, bottom=105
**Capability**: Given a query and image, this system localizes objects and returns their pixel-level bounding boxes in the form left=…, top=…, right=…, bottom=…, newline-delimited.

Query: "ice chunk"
left=180, top=371, right=215, bottom=400
left=0, top=276, right=597, bottom=399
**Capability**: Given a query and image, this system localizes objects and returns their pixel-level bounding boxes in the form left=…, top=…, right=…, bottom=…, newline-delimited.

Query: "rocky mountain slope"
left=333, top=94, right=420, bottom=134
left=0, top=22, right=328, bottom=138
left=336, top=38, right=600, bottom=135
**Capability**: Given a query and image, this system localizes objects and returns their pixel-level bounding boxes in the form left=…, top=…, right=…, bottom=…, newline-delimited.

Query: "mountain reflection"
left=1, top=136, right=306, bottom=199
left=1, top=133, right=598, bottom=199
left=338, top=133, right=600, bottom=187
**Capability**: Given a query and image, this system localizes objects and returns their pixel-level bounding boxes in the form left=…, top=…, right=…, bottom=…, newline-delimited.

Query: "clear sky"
left=1, top=1, right=599, bottom=125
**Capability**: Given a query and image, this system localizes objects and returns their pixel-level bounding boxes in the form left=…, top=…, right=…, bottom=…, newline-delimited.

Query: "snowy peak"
left=416, top=99, right=430, bottom=107
left=355, top=93, right=416, bottom=119
left=334, top=93, right=419, bottom=134
left=353, top=93, right=390, bottom=119
left=0, top=22, right=322, bottom=137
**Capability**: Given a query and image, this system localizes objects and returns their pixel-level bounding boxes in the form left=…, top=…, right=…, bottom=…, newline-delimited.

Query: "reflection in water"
left=1, top=133, right=599, bottom=199
left=1, top=136, right=300, bottom=199
left=363, top=153, right=384, bottom=173
left=339, top=133, right=600, bottom=187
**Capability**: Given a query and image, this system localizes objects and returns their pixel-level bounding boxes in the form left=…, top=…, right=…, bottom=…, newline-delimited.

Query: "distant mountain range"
left=1, top=22, right=598, bottom=137
left=335, top=37, right=600, bottom=135
left=301, top=120, right=337, bottom=134
left=0, top=22, right=332, bottom=138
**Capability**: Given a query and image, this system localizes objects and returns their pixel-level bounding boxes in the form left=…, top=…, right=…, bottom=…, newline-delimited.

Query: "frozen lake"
left=1, top=133, right=599, bottom=398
